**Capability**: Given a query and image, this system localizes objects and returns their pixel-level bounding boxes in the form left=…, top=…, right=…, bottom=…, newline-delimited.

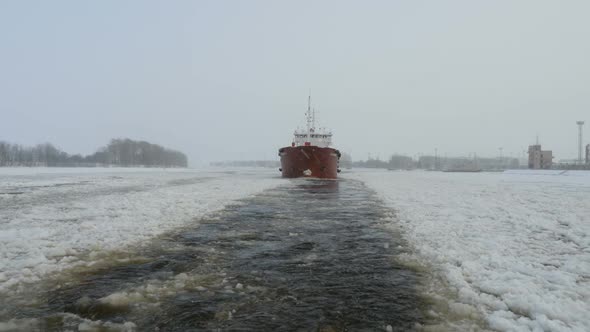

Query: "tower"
left=577, top=121, right=584, bottom=164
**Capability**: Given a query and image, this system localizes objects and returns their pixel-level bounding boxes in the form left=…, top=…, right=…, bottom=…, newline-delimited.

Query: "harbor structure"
left=528, top=144, right=553, bottom=169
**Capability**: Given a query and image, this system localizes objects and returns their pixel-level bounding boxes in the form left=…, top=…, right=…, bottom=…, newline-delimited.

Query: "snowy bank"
left=0, top=167, right=286, bottom=295
left=348, top=169, right=590, bottom=331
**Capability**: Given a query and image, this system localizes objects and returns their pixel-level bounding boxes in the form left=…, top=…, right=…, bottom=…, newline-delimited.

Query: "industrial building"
left=528, top=145, right=553, bottom=169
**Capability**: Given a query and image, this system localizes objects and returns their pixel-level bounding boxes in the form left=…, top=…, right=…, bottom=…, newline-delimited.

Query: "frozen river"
left=1, top=168, right=589, bottom=331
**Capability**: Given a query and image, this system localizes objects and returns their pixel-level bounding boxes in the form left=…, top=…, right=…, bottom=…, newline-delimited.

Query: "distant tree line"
left=0, top=142, right=67, bottom=167
left=0, top=138, right=188, bottom=167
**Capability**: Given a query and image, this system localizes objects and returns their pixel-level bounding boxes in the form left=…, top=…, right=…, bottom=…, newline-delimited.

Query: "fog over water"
left=1, top=1, right=589, bottom=165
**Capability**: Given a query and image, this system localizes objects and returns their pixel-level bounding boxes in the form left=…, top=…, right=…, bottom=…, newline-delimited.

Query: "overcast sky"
left=1, top=1, right=589, bottom=165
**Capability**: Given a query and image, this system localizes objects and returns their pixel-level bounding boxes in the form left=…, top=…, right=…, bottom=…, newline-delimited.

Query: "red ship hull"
left=279, top=146, right=341, bottom=179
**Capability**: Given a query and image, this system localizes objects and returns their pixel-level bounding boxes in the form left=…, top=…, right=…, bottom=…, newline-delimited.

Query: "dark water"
left=8, top=179, right=429, bottom=331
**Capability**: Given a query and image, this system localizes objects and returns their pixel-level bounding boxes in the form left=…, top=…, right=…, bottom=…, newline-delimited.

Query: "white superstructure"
left=291, top=96, right=333, bottom=148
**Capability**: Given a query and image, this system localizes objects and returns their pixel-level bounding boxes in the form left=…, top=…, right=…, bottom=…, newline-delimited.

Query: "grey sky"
left=1, top=1, right=589, bottom=165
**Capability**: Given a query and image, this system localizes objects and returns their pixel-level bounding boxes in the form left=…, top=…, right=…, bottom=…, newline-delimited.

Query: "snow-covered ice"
left=0, top=167, right=286, bottom=295
left=348, top=169, right=590, bottom=331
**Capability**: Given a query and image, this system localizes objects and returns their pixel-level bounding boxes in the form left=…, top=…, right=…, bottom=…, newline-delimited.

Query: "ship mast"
left=306, top=93, right=313, bottom=131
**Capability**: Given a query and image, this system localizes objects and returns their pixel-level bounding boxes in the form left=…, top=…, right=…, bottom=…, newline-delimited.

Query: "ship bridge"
left=291, top=95, right=333, bottom=148
left=292, top=128, right=333, bottom=148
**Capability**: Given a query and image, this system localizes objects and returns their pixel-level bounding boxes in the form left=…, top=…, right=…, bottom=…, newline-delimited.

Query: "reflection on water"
left=3, top=179, right=430, bottom=331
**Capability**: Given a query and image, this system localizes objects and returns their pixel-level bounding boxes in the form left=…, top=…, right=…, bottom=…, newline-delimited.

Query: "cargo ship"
left=278, top=97, right=341, bottom=179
